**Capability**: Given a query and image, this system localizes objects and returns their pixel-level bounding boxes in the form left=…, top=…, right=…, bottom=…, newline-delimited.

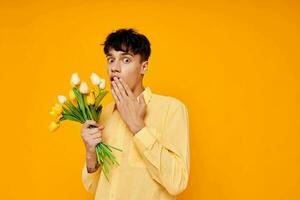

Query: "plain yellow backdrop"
left=0, top=0, right=299, bottom=199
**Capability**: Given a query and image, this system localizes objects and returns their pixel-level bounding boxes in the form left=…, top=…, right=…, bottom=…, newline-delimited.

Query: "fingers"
left=81, top=121, right=104, bottom=149
left=91, top=132, right=102, bottom=139
left=82, top=120, right=98, bottom=129
left=93, top=138, right=102, bottom=146
left=89, top=132, right=102, bottom=146
left=86, top=127, right=100, bottom=135
left=85, top=127, right=102, bottom=140
left=138, top=94, right=146, bottom=105
left=98, top=124, right=104, bottom=129
left=82, top=120, right=105, bottom=129
left=111, top=78, right=136, bottom=103
left=119, top=78, right=134, bottom=98
left=113, top=77, right=127, bottom=98
left=111, top=80, right=123, bottom=102
left=111, top=85, right=120, bottom=104
left=81, top=121, right=104, bottom=137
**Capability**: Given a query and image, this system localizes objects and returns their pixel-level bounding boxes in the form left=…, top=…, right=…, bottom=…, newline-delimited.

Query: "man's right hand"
left=81, top=120, right=105, bottom=173
left=81, top=120, right=104, bottom=153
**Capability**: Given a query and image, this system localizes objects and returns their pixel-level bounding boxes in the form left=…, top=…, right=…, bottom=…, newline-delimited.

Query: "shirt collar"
left=111, top=86, right=152, bottom=113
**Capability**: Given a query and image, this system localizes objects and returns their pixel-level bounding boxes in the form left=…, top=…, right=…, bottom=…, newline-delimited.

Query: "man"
left=81, top=28, right=190, bottom=200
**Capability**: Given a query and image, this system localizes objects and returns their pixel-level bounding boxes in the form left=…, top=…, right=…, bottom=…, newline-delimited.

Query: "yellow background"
left=0, top=0, right=299, bottom=199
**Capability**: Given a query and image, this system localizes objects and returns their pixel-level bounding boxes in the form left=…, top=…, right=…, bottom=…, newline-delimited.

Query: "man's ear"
left=140, top=60, right=148, bottom=75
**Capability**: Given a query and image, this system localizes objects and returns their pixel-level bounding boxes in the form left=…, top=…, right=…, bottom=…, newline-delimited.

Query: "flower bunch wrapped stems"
left=49, top=72, right=122, bottom=181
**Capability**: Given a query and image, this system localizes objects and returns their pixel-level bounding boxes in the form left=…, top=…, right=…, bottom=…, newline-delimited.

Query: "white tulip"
left=57, top=95, right=67, bottom=104
left=79, top=81, right=89, bottom=94
left=99, top=79, right=106, bottom=89
left=90, top=72, right=101, bottom=85
left=70, top=73, right=80, bottom=86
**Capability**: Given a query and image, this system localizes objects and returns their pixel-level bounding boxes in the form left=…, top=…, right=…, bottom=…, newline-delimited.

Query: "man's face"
left=106, top=48, right=148, bottom=91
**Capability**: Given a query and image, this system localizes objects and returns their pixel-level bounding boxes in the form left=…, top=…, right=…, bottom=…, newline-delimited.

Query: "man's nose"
left=111, top=61, right=121, bottom=72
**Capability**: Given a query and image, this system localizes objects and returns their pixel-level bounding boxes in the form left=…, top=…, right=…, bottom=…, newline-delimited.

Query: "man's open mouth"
left=110, top=76, right=120, bottom=81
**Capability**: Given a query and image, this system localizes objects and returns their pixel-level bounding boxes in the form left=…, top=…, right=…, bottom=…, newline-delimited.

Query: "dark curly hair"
left=102, top=28, right=151, bottom=62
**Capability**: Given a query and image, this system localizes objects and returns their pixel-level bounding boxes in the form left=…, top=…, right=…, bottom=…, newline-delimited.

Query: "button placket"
left=109, top=111, right=124, bottom=200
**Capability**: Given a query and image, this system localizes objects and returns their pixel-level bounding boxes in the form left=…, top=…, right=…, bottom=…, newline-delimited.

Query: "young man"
left=81, top=28, right=190, bottom=200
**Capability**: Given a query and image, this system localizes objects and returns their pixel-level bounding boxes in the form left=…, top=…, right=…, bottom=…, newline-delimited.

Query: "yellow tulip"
left=55, top=114, right=62, bottom=122
left=69, top=89, right=76, bottom=100
left=57, top=95, right=67, bottom=104
left=99, top=79, right=106, bottom=89
left=91, top=85, right=99, bottom=97
left=79, top=81, right=89, bottom=94
left=90, top=72, right=101, bottom=85
left=49, top=110, right=57, bottom=117
left=52, top=103, right=63, bottom=115
left=86, top=92, right=95, bottom=105
left=48, top=121, right=60, bottom=132
left=70, top=73, right=80, bottom=86
left=71, top=98, right=78, bottom=107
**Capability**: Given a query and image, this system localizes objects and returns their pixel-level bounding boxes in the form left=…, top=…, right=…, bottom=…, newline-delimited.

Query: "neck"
left=132, top=82, right=145, bottom=99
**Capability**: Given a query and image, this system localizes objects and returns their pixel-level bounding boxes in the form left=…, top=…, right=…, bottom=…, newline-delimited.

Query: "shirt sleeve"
left=81, top=162, right=101, bottom=193
left=132, top=102, right=190, bottom=196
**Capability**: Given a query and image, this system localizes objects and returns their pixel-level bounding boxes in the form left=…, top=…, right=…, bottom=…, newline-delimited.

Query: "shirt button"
left=110, top=193, right=114, bottom=199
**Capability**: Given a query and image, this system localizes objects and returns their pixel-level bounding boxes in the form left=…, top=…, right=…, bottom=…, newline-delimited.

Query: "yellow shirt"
left=82, top=86, right=190, bottom=200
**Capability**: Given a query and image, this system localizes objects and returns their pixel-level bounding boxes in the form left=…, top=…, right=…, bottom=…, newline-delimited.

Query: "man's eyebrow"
left=106, top=52, right=134, bottom=57
left=120, top=52, right=134, bottom=56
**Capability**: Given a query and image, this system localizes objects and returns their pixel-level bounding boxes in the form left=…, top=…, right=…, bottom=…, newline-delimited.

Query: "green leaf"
left=96, top=146, right=104, bottom=163
left=95, top=90, right=108, bottom=109
left=102, top=162, right=109, bottom=181
left=62, top=107, right=83, bottom=123
left=85, top=103, right=94, bottom=120
left=102, top=143, right=112, bottom=152
left=61, top=114, right=82, bottom=123
left=90, top=105, right=97, bottom=122
left=72, top=87, right=88, bottom=120
left=96, top=105, right=103, bottom=122
left=95, top=147, right=101, bottom=163
left=106, top=144, right=123, bottom=152
left=101, top=144, right=116, bottom=161
left=64, top=101, right=85, bottom=123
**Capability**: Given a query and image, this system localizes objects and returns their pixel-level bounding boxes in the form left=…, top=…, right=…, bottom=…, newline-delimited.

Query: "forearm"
left=82, top=149, right=101, bottom=193
left=133, top=126, right=190, bottom=196
left=85, top=148, right=100, bottom=173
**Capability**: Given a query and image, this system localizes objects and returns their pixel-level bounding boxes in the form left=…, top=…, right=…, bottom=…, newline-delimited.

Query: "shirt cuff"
left=133, top=126, right=157, bottom=152
left=83, top=164, right=101, bottom=180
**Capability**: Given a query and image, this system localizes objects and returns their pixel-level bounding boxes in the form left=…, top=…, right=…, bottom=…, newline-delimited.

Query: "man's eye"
left=107, top=58, right=114, bottom=63
left=123, top=58, right=131, bottom=63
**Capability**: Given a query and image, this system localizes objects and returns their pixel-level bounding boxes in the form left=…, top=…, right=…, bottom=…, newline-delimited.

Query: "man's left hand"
left=111, top=77, right=146, bottom=135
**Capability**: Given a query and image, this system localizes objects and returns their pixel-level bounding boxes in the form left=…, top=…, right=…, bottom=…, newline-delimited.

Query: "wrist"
left=86, top=146, right=96, bottom=155
left=87, top=162, right=100, bottom=173
left=132, top=121, right=145, bottom=135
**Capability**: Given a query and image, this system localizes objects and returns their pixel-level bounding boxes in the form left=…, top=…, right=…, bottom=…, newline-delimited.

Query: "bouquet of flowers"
left=48, top=72, right=122, bottom=181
